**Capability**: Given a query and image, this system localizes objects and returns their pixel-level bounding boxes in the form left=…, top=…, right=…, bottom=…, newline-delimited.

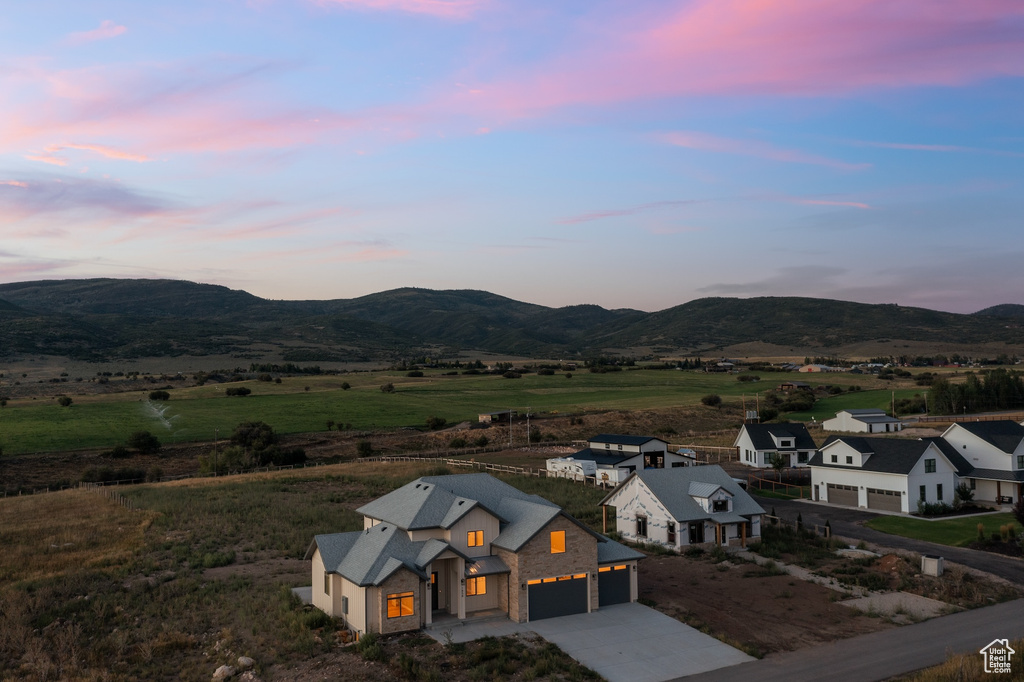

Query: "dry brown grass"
left=893, top=637, right=1023, bottom=681
left=0, top=489, right=154, bottom=584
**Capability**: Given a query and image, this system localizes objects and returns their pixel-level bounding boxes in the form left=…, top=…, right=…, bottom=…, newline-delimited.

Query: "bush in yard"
left=341, top=381, right=351, bottom=390
left=146, top=465, right=163, bottom=482
left=148, top=390, right=170, bottom=400
left=473, top=435, right=489, bottom=447
left=105, top=445, right=130, bottom=459
left=700, top=394, right=722, bottom=408
left=1013, top=497, right=1024, bottom=527
left=57, top=396, right=73, bottom=407
left=758, top=407, right=779, bottom=422
left=225, top=386, right=251, bottom=397
left=448, top=437, right=467, bottom=449
left=128, top=430, right=161, bottom=454
left=406, top=370, right=423, bottom=377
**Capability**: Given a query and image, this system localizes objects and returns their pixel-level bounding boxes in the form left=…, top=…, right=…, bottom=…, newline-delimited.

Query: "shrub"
left=502, top=371, right=521, bottom=379
left=231, top=421, right=277, bottom=450
left=700, top=394, right=722, bottom=408
left=737, top=374, right=760, bottom=382
left=128, top=430, right=161, bottom=454
left=146, top=465, right=163, bottom=482
left=426, top=416, right=447, bottom=431
left=406, top=370, right=424, bottom=377
left=473, top=435, right=489, bottom=447
left=57, top=396, right=73, bottom=407
left=256, top=373, right=273, bottom=382
left=564, top=373, right=572, bottom=379
left=759, top=407, right=779, bottom=422
left=537, top=368, right=555, bottom=376
left=1013, top=497, right=1024, bottom=527
left=225, top=387, right=251, bottom=397
left=380, top=382, right=395, bottom=393
left=448, top=437, right=467, bottom=449
left=105, top=445, right=130, bottom=459
left=978, top=523, right=986, bottom=542
left=357, top=441, right=374, bottom=457
left=148, top=390, right=170, bottom=401
left=341, top=381, right=351, bottom=390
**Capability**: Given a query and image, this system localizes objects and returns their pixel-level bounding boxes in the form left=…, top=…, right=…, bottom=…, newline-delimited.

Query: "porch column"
left=602, top=505, right=607, bottom=533
left=741, top=522, right=746, bottom=548
left=715, top=523, right=722, bottom=546
left=424, top=569, right=432, bottom=627
left=456, top=557, right=466, bottom=619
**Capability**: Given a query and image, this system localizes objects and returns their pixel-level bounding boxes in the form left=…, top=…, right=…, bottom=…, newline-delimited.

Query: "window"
left=919, top=485, right=926, bottom=502
left=550, top=530, right=566, bottom=554
left=466, top=576, right=486, bottom=596
left=831, top=455, right=838, bottom=463
left=1018, top=455, right=1024, bottom=469
left=324, top=572, right=330, bottom=596
left=712, top=499, right=728, bottom=513
left=636, top=516, right=647, bottom=538
left=467, top=530, right=483, bottom=547
left=936, top=484, right=943, bottom=501
left=386, top=592, right=414, bottom=618
left=617, top=444, right=623, bottom=450
left=667, top=522, right=676, bottom=544
left=846, top=456, right=853, bottom=465
left=798, top=452, right=808, bottom=464
left=970, top=478, right=976, bottom=490
left=925, top=458, right=936, bottom=473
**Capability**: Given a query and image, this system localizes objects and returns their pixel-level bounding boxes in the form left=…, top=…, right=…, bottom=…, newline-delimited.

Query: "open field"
left=785, top=388, right=926, bottom=422
left=866, top=513, right=1018, bottom=547
left=0, top=368, right=920, bottom=455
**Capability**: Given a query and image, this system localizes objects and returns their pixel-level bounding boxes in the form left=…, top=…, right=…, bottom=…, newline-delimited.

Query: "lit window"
left=598, top=566, right=611, bottom=573
left=613, top=565, right=627, bottom=571
left=550, top=530, right=566, bottom=554
left=925, top=459, right=936, bottom=473
left=386, top=592, right=414, bottom=618
left=467, top=530, right=483, bottom=547
left=573, top=573, right=587, bottom=579
left=527, top=579, right=542, bottom=585
left=466, top=576, right=486, bottom=596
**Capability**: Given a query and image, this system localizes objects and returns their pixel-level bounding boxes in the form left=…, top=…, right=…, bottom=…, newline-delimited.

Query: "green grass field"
left=0, top=369, right=911, bottom=454
left=865, top=513, right=1017, bottom=547
left=785, top=388, right=924, bottom=422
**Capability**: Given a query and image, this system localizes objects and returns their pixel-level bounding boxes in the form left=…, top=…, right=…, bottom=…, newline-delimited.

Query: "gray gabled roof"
left=357, top=479, right=491, bottom=531
left=597, top=537, right=645, bottom=564
left=568, top=447, right=636, bottom=466
left=840, top=408, right=887, bottom=416
left=589, top=434, right=667, bottom=447
left=853, top=415, right=902, bottom=424
left=950, top=421, right=1024, bottom=454
left=810, top=436, right=945, bottom=475
left=967, top=468, right=1024, bottom=483
left=307, top=525, right=439, bottom=587
left=602, top=465, right=764, bottom=524
left=921, top=437, right=973, bottom=476
left=737, top=423, right=817, bottom=451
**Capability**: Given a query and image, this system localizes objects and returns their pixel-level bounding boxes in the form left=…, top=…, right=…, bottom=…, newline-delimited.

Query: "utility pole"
left=214, top=428, right=219, bottom=477
left=526, top=408, right=532, bottom=448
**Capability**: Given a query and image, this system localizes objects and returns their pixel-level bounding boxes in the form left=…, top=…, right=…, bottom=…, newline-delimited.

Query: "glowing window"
left=550, top=530, right=566, bottom=554
left=613, top=565, right=627, bottom=571
left=527, top=579, right=542, bottom=585
left=386, top=592, right=414, bottom=618
left=573, top=573, right=587, bottom=579
left=598, top=567, right=611, bottom=573
left=466, top=576, right=486, bottom=596
left=467, top=530, right=483, bottom=547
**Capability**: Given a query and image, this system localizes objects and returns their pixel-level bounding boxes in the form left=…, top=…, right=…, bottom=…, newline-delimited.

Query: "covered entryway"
left=597, top=564, right=630, bottom=606
left=827, top=483, right=858, bottom=507
left=528, top=574, right=588, bottom=621
left=867, top=488, right=902, bottom=512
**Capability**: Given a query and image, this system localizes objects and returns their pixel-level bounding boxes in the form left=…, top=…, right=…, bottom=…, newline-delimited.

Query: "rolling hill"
left=0, top=278, right=1019, bottom=362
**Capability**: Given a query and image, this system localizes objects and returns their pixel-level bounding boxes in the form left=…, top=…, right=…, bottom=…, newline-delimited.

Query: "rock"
left=213, top=664, right=236, bottom=680
left=237, top=656, right=254, bottom=670
left=238, top=672, right=262, bottom=682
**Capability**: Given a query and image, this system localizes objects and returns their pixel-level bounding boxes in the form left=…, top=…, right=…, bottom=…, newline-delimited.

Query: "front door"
left=688, top=522, right=704, bottom=544
left=431, top=571, right=438, bottom=610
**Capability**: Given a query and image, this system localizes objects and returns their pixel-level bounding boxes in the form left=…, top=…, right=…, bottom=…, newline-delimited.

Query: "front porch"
left=426, top=553, right=510, bottom=628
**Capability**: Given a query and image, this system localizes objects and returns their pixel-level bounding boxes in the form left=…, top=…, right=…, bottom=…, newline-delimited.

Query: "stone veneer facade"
left=377, top=568, right=421, bottom=635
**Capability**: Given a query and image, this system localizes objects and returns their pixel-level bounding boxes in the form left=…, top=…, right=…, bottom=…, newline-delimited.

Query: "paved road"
left=679, top=598, right=1024, bottom=682
left=757, top=495, right=1024, bottom=585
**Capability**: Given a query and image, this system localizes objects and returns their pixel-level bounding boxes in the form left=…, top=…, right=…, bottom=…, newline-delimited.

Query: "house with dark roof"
left=939, top=421, right=1024, bottom=505
left=558, top=434, right=693, bottom=485
left=822, top=408, right=903, bottom=434
left=600, top=466, right=765, bottom=548
left=809, top=436, right=962, bottom=512
left=305, top=473, right=643, bottom=636
left=733, top=423, right=818, bottom=468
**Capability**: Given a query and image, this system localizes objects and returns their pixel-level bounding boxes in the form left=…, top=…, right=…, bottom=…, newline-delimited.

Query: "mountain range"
left=0, top=278, right=1021, bottom=362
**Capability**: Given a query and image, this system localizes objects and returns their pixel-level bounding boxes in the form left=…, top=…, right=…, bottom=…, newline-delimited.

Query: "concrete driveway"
left=428, top=602, right=754, bottom=682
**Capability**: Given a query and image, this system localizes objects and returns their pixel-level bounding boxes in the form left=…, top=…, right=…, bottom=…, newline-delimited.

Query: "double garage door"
left=528, top=566, right=632, bottom=621
left=867, top=488, right=902, bottom=512
left=827, top=483, right=858, bottom=507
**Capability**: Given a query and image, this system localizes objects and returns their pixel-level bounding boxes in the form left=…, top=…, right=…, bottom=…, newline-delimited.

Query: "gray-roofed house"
left=599, top=465, right=765, bottom=549
left=305, top=472, right=644, bottom=636
left=809, top=436, right=960, bottom=512
left=822, top=409, right=904, bottom=434
left=733, top=423, right=818, bottom=468
left=559, top=434, right=694, bottom=485
left=939, top=420, right=1024, bottom=506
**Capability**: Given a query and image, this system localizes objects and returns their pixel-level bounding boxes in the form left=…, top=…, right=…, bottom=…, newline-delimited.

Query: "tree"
left=564, top=373, right=572, bottom=379
left=341, top=382, right=351, bottom=390
left=955, top=482, right=974, bottom=506
left=231, top=421, right=277, bottom=451
left=225, top=387, right=251, bottom=397
left=326, top=419, right=335, bottom=431
left=473, top=435, right=489, bottom=448
left=128, top=430, right=161, bottom=454
left=357, top=440, right=374, bottom=457
left=57, top=396, right=73, bottom=407
left=700, top=394, right=722, bottom=408
left=426, top=416, right=447, bottom=431
left=149, top=390, right=170, bottom=401
left=769, top=452, right=787, bottom=481
left=380, top=382, right=395, bottom=393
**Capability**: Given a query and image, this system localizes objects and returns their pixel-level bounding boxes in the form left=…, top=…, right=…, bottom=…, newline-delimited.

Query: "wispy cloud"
left=558, top=200, right=699, bottom=225
left=0, top=175, right=173, bottom=219
left=796, top=199, right=871, bottom=209
left=66, top=20, right=127, bottom=46
left=0, top=180, right=29, bottom=188
left=24, top=153, right=68, bottom=166
left=662, top=131, right=868, bottom=171
left=47, top=143, right=151, bottom=163
left=312, top=0, right=485, bottom=19
left=849, top=140, right=1024, bottom=158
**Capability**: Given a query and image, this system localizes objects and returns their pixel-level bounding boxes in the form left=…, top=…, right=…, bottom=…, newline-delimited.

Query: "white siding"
left=606, top=478, right=678, bottom=548
left=943, top=424, right=1020, bottom=470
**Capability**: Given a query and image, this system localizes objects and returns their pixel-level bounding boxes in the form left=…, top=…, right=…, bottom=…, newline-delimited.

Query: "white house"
left=565, top=434, right=694, bottom=485
left=823, top=409, right=903, bottom=434
left=600, top=466, right=765, bottom=549
left=939, top=421, right=1024, bottom=505
left=733, top=423, right=818, bottom=468
left=809, top=436, right=962, bottom=513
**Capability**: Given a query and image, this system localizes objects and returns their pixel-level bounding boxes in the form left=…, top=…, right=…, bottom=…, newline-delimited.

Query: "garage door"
left=867, top=488, right=902, bottom=512
left=528, top=574, right=588, bottom=621
left=827, top=483, right=858, bottom=507
left=598, top=565, right=630, bottom=607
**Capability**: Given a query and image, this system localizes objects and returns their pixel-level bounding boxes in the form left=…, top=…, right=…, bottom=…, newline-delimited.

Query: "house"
left=305, top=473, right=643, bottom=636
left=733, top=423, right=818, bottom=468
left=478, top=410, right=516, bottom=424
left=938, top=421, right=1024, bottom=505
left=564, top=434, right=694, bottom=485
left=600, top=466, right=765, bottom=549
left=822, top=409, right=903, bottom=434
left=809, top=436, right=965, bottom=512
left=798, top=364, right=831, bottom=373
left=777, top=381, right=811, bottom=392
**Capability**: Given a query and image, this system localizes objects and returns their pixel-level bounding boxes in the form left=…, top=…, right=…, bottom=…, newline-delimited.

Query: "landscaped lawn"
left=865, top=512, right=1018, bottom=547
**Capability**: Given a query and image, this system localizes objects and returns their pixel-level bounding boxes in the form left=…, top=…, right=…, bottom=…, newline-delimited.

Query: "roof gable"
left=947, top=421, right=1024, bottom=454
left=811, top=436, right=946, bottom=474
left=589, top=434, right=667, bottom=447
left=602, top=465, right=764, bottom=523
left=736, top=423, right=817, bottom=451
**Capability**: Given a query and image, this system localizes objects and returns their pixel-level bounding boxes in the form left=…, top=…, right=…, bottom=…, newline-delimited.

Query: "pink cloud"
left=0, top=180, right=28, bottom=188
left=797, top=199, right=871, bottom=209
left=851, top=140, right=1024, bottom=158
left=662, top=131, right=868, bottom=171
left=66, top=20, right=127, bottom=46
left=47, top=143, right=151, bottom=163
left=558, top=200, right=700, bottom=225
left=24, top=153, right=68, bottom=166
left=451, top=1, right=1024, bottom=115
left=312, top=0, right=485, bottom=19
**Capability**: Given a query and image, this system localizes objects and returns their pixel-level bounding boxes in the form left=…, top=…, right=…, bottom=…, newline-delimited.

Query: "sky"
left=1, top=1, right=1023, bottom=314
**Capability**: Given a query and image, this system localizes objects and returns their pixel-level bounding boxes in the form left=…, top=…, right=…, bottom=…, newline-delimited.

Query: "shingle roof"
left=357, top=480, right=486, bottom=530
left=597, top=537, right=645, bottom=564
left=951, top=421, right=1024, bottom=454
left=602, top=466, right=764, bottom=524
left=308, top=525, right=439, bottom=587
left=568, top=447, right=637, bottom=466
left=966, top=468, right=1024, bottom=483
left=810, top=436, right=944, bottom=475
left=737, top=423, right=817, bottom=451
left=465, top=555, right=510, bottom=577
left=589, top=434, right=667, bottom=447
left=841, top=408, right=887, bottom=416
left=921, top=437, right=974, bottom=476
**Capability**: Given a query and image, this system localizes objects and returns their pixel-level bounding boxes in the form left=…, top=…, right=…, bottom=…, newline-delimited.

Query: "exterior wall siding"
left=447, top=508, right=501, bottom=558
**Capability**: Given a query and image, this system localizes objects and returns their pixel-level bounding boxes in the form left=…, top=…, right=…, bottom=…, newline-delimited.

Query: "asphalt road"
left=756, top=495, right=1024, bottom=585
left=679, top=597, right=1024, bottom=682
